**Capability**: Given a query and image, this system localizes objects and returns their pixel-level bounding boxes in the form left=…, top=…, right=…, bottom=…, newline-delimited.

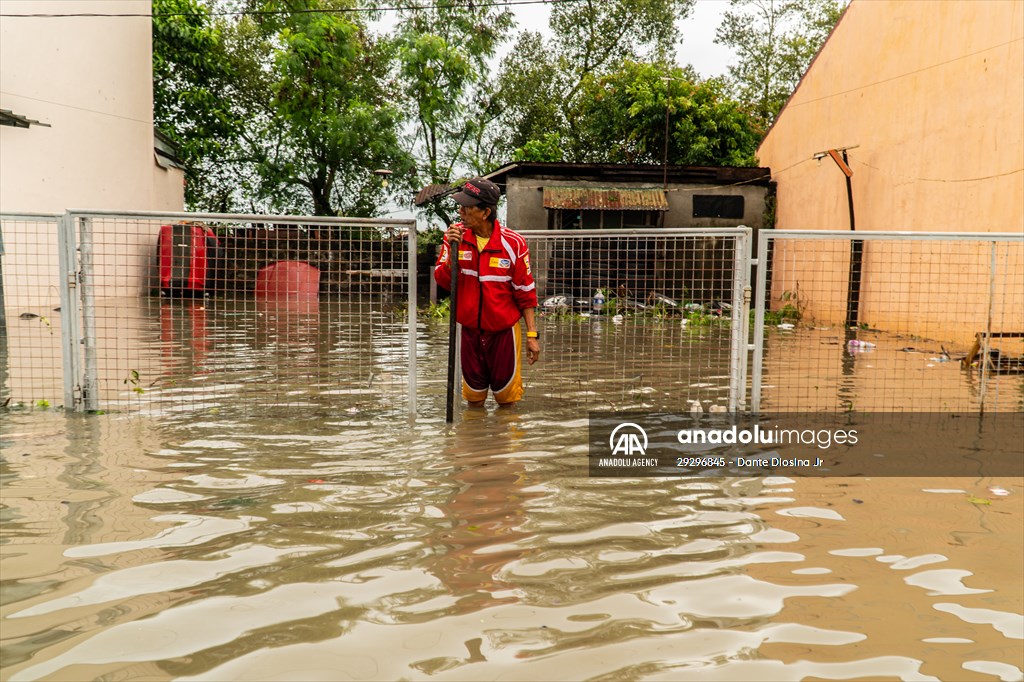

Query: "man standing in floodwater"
left=434, top=177, right=540, bottom=406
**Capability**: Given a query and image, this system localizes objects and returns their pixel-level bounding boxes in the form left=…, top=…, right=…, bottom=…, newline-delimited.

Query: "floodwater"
left=2, top=308, right=1023, bottom=681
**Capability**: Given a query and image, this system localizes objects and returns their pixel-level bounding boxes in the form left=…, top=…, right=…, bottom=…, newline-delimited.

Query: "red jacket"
left=434, top=220, right=538, bottom=332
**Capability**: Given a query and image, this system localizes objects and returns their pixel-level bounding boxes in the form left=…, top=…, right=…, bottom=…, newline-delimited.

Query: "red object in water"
left=255, top=261, right=320, bottom=300
left=157, top=223, right=218, bottom=296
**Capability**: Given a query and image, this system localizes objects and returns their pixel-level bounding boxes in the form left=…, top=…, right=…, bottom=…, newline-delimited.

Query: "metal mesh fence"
left=518, top=229, right=749, bottom=412
left=753, top=231, right=1024, bottom=412
left=5, top=213, right=1022, bottom=417
left=67, top=211, right=416, bottom=416
left=0, top=214, right=64, bottom=408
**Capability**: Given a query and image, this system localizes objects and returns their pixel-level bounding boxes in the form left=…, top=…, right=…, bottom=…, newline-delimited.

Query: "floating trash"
left=988, top=486, right=1011, bottom=497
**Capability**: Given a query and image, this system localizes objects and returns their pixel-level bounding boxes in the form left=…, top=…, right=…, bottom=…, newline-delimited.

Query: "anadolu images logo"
left=609, top=423, right=648, bottom=456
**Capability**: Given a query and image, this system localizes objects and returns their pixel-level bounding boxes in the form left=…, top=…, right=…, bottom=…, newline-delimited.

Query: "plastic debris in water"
left=988, top=486, right=1011, bottom=496
left=777, top=323, right=795, bottom=330
left=848, top=340, right=876, bottom=348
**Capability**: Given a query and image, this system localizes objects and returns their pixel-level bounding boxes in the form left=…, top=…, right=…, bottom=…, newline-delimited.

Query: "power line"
left=0, top=0, right=583, bottom=18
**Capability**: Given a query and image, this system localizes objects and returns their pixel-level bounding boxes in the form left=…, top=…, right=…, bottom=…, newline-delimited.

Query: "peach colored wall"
left=757, top=0, right=1024, bottom=344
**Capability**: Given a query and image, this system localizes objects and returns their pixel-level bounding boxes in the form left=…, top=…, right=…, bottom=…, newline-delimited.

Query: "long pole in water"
left=445, top=234, right=459, bottom=423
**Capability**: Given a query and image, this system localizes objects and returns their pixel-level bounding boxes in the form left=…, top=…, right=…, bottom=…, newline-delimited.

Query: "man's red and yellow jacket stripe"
left=433, top=220, right=538, bottom=332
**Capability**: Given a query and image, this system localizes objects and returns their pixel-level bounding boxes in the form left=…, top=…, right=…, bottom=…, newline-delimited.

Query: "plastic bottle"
left=593, top=289, right=605, bottom=314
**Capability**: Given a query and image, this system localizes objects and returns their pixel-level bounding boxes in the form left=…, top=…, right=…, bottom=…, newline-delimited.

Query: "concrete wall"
left=0, top=0, right=184, bottom=214
left=756, top=0, right=1024, bottom=344
left=0, top=2, right=185, bottom=405
left=503, top=177, right=768, bottom=232
left=1, top=0, right=184, bottom=306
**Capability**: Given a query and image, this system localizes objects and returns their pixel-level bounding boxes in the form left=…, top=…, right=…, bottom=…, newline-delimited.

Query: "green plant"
left=417, top=227, right=445, bottom=254
left=124, top=369, right=145, bottom=395
left=685, top=310, right=729, bottom=327
left=35, top=399, right=50, bottom=409
left=423, top=298, right=450, bottom=319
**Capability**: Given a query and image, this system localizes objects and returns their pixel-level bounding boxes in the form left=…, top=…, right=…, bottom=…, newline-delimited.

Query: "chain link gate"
left=0, top=213, right=66, bottom=408
left=752, top=230, right=1024, bottom=413
left=516, top=228, right=752, bottom=412
left=54, top=210, right=418, bottom=416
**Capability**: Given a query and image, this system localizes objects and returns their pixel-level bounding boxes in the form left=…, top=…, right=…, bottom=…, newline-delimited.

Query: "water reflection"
left=1, top=337, right=1022, bottom=680
left=427, top=411, right=537, bottom=614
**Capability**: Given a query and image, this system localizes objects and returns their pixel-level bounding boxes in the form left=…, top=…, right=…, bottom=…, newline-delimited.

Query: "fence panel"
left=66, top=210, right=416, bottom=416
left=517, top=228, right=750, bottom=412
left=0, top=213, right=67, bottom=408
left=753, top=231, right=1024, bottom=412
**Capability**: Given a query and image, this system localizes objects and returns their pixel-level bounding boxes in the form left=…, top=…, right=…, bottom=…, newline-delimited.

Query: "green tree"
left=715, top=0, right=844, bottom=125
left=256, top=4, right=413, bottom=216
left=573, top=61, right=762, bottom=166
left=495, top=0, right=695, bottom=160
left=155, top=0, right=413, bottom=216
left=512, top=132, right=566, bottom=163
left=394, top=1, right=514, bottom=223
left=153, top=0, right=239, bottom=207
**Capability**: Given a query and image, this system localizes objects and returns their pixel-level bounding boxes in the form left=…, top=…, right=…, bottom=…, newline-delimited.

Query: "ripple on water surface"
left=1, top=401, right=1021, bottom=681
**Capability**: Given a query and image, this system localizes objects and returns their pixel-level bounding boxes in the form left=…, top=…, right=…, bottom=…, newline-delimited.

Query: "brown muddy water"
left=1, top=308, right=1022, bottom=681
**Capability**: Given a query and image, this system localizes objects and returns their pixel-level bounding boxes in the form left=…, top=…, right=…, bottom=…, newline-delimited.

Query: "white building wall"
left=0, top=0, right=184, bottom=212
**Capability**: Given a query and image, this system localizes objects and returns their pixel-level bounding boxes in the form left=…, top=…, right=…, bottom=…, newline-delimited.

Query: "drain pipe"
left=815, top=146, right=861, bottom=329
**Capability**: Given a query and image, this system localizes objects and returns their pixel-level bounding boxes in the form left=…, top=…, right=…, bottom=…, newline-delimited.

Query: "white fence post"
left=57, top=212, right=84, bottom=411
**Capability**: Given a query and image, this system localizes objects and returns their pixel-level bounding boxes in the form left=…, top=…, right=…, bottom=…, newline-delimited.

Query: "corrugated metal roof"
left=542, top=187, right=668, bottom=211
left=0, top=108, right=51, bottom=129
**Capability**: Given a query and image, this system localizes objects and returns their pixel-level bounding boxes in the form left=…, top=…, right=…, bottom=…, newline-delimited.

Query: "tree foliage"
left=715, top=0, right=844, bottom=125
left=154, top=0, right=412, bottom=215
left=153, top=0, right=239, bottom=206
left=495, top=0, right=695, bottom=159
left=572, top=61, right=762, bottom=166
left=153, top=0, right=827, bottom=217
left=257, top=4, right=413, bottom=216
left=393, top=0, right=514, bottom=223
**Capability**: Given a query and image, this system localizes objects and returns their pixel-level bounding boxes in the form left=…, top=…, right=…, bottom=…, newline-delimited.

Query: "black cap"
left=452, top=177, right=501, bottom=206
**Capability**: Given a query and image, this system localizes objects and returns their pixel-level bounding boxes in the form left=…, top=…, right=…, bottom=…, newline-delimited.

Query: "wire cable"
left=0, top=0, right=584, bottom=18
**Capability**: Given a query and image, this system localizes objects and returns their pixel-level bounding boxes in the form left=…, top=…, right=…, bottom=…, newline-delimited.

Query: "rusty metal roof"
left=542, top=187, right=668, bottom=211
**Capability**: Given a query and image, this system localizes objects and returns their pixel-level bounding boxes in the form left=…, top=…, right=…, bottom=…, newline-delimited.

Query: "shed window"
left=550, top=210, right=661, bottom=230
left=693, top=195, right=744, bottom=219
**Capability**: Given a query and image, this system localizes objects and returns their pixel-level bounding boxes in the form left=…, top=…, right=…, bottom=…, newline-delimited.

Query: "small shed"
left=486, top=162, right=772, bottom=232
left=485, top=163, right=773, bottom=302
